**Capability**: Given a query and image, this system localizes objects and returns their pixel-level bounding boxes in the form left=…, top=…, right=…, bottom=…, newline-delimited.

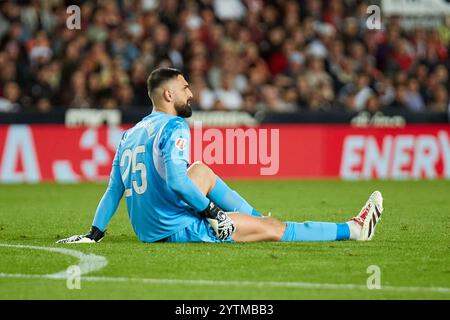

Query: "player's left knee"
left=188, top=161, right=216, bottom=194
left=265, top=217, right=283, bottom=227
left=190, top=160, right=204, bottom=168
left=264, top=217, right=285, bottom=241
left=190, top=161, right=215, bottom=176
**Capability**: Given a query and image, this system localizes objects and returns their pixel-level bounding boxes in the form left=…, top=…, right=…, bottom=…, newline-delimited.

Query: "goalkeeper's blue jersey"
left=93, top=111, right=209, bottom=242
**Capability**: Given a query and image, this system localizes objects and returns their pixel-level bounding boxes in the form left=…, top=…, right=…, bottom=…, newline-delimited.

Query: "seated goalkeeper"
left=58, top=68, right=384, bottom=244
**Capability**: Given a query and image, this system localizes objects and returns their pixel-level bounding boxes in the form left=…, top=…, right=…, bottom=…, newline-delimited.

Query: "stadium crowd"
left=0, top=0, right=449, bottom=115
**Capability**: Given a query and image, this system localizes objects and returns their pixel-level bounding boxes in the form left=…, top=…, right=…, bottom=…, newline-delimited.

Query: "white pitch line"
left=79, top=276, right=450, bottom=294
left=1, top=243, right=449, bottom=294
left=1, top=273, right=449, bottom=294
left=0, top=243, right=108, bottom=278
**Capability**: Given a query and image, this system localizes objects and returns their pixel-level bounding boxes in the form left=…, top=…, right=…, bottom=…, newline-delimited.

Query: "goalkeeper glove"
left=56, top=226, right=105, bottom=244
left=200, top=201, right=236, bottom=240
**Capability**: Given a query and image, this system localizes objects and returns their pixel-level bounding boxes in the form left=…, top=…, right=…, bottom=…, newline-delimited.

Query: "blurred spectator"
left=36, top=98, right=52, bottom=113
left=66, top=71, right=92, bottom=109
left=282, top=86, right=300, bottom=111
left=191, top=75, right=215, bottom=111
left=296, top=75, right=311, bottom=110
left=389, top=84, right=409, bottom=110
left=0, top=81, right=22, bottom=112
left=304, top=57, right=332, bottom=88
left=242, top=91, right=258, bottom=115
left=404, top=78, right=425, bottom=112
left=215, top=73, right=243, bottom=111
left=213, top=0, right=246, bottom=21
left=366, top=95, right=382, bottom=113
left=375, top=77, right=396, bottom=107
left=30, top=65, right=55, bottom=105
left=429, top=85, right=449, bottom=112
left=353, top=73, right=374, bottom=111
left=115, top=84, right=135, bottom=110
left=257, top=84, right=296, bottom=113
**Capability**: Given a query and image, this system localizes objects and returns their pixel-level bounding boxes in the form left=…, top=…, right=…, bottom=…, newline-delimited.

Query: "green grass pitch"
left=0, top=180, right=449, bottom=299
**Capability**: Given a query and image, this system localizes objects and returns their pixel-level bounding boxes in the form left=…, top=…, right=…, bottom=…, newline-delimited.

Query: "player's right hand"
left=216, top=212, right=236, bottom=240
left=201, top=201, right=236, bottom=240
left=56, top=226, right=105, bottom=244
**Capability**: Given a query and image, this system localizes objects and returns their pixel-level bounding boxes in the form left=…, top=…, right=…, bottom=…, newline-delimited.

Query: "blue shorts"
left=164, top=218, right=234, bottom=243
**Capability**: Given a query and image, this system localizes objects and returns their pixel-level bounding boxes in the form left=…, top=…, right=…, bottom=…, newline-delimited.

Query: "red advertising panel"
left=0, top=124, right=449, bottom=182
left=0, top=125, right=124, bottom=182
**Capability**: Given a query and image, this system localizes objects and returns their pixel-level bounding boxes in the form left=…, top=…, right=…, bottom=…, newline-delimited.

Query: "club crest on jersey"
left=175, top=138, right=186, bottom=151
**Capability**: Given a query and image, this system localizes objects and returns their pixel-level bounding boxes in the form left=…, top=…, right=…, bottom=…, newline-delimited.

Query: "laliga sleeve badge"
left=175, top=137, right=186, bottom=151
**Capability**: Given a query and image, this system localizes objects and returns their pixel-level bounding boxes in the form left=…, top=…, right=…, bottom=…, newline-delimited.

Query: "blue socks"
left=208, top=176, right=263, bottom=217
left=281, top=222, right=350, bottom=242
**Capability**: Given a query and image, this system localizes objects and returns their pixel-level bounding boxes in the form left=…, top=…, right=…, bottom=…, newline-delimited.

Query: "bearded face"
left=174, top=96, right=192, bottom=118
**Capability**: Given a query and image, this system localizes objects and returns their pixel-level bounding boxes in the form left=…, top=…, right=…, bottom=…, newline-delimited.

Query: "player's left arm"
left=162, top=119, right=235, bottom=240
left=162, top=118, right=210, bottom=212
left=57, top=139, right=125, bottom=244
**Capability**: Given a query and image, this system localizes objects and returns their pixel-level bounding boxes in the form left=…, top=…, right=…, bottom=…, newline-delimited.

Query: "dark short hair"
left=147, top=68, right=183, bottom=98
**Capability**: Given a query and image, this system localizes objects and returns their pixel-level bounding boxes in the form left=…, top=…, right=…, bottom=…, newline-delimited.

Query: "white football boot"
left=351, top=191, right=384, bottom=241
